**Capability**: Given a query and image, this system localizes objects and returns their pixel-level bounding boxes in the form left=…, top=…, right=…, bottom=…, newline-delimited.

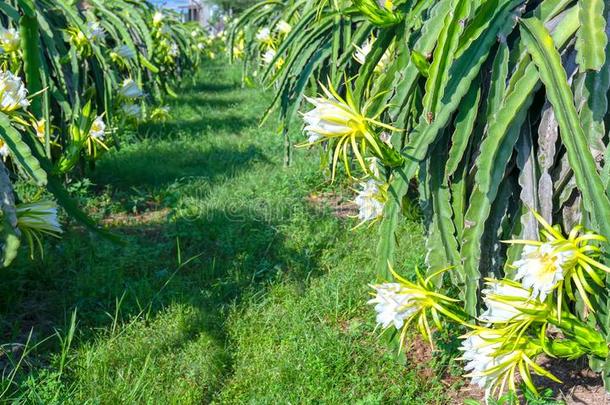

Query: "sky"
left=149, top=0, right=191, bottom=10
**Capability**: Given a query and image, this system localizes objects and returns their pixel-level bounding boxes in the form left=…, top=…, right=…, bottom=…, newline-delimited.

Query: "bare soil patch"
left=306, top=191, right=358, bottom=219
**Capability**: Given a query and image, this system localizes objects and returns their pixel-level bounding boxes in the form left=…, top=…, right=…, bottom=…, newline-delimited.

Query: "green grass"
left=0, top=62, right=448, bottom=403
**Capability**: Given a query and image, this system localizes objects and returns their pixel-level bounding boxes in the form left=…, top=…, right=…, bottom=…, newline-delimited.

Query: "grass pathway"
left=0, top=63, right=443, bottom=403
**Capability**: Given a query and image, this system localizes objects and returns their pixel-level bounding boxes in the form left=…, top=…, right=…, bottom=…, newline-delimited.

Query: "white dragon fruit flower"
left=256, top=27, right=272, bottom=44
left=460, top=329, right=509, bottom=397
left=0, top=70, right=30, bottom=112
left=0, top=28, right=20, bottom=53
left=367, top=283, right=422, bottom=329
left=119, top=79, right=144, bottom=99
left=168, top=43, right=180, bottom=58
left=262, top=49, right=276, bottom=65
left=460, top=328, right=556, bottom=400
left=89, top=116, right=106, bottom=140
left=303, top=95, right=359, bottom=141
left=121, top=103, right=141, bottom=118
left=16, top=200, right=63, bottom=236
left=513, top=243, right=575, bottom=301
left=87, top=22, right=106, bottom=43
left=153, top=11, right=165, bottom=26
left=353, top=37, right=391, bottom=73
left=479, top=279, right=542, bottom=324
left=354, top=179, right=385, bottom=223
left=277, top=20, right=292, bottom=34
left=116, top=45, right=136, bottom=60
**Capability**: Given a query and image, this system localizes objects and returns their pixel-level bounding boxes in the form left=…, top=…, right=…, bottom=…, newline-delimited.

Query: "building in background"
left=179, top=0, right=211, bottom=25
left=150, top=0, right=215, bottom=27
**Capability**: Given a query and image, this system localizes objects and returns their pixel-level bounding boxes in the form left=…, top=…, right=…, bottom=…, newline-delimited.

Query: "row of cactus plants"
left=0, top=0, right=219, bottom=265
left=233, top=0, right=610, bottom=400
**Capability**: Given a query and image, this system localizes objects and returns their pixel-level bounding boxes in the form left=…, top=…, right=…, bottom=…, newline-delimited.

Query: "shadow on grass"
left=139, top=116, right=258, bottom=139
left=188, top=81, right=240, bottom=93
left=0, top=202, right=323, bottom=401
left=175, top=96, right=242, bottom=109
left=92, top=144, right=267, bottom=192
